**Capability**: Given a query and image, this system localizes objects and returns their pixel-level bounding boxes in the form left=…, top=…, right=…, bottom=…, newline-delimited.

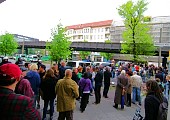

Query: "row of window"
left=72, top=35, right=110, bottom=40
left=67, top=27, right=110, bottom=35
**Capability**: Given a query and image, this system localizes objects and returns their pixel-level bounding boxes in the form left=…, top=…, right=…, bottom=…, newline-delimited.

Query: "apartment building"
left=110, top=16, right=170, bottom=44
left=66, top=20, right=112, bottom=42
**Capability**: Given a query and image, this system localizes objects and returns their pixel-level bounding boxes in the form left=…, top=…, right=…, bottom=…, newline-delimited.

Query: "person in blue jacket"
left=26, top=63, right=41, bottom=109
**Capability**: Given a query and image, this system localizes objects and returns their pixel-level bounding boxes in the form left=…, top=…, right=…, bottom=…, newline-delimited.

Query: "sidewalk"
left=39, top=86, right=145, bottom=120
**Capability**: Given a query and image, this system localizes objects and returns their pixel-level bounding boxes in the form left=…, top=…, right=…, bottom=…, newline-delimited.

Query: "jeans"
left=43, top=99, right=54, bottom=119
left=164, top=82, right=169, bottom=100
left=132, top=87, right=141, bottom=104
left=112, top=71, right=115, bottom=78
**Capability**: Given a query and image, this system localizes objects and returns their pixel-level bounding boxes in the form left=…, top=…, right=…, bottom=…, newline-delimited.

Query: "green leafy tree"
left=118, top=0, right=155, bottom=62
left=79, top=40, right=91, bottom=60
left=79, top=51, right=91, bottom=60
left=100, top=40, right=114, bottom=61
left=0, top=32, right=18, bottom=56
left=46, top=23, right=72, bottom=63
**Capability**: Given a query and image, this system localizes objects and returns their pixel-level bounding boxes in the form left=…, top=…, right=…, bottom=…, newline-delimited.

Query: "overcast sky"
left=0, top=0, right=169, bottom=41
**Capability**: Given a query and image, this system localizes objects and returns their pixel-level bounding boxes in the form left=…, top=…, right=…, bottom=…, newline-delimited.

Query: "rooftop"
left=67, top=20, right=113, bottom=30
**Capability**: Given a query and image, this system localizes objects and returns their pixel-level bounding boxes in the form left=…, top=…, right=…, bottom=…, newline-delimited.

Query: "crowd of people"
left=0, top=57, right=169, bottom=120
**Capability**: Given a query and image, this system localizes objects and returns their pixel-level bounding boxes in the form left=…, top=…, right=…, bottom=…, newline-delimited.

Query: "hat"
left=0, top=63, right=22, bottom=80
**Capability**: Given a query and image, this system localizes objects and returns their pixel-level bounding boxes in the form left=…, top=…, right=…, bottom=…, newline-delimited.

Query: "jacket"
left=41, top=76, right=56, bottom=100
left=26, top=70, right=41, bottom=95
left=55, top=77, right=79, bottom=112
left=104, top=70, right=112, bottom=84
left=144, top=92, right=160, bottom=120
left=79, top=78, right=92, bottom=92
left=94, top=71, right=103, bottom=86
left=0, top=87, right=40, bottom=120
left=131, top=74, right=143, bottom=88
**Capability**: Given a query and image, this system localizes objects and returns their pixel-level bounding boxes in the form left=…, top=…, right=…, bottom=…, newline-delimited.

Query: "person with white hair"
left=26, top=63, right=41, bottom=109
left=131, top=71, right=143, bottom=106
left=113, top=70, right=128, bottom=109
left=0, top=56, right=11, bottom=66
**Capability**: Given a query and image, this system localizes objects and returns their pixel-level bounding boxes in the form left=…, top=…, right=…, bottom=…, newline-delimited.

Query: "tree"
left=79, top=51, right=91, bottom=60
left=100, top=40, right=114, bottom=61
left=46, top=23, right=72, bottom=63
left=0, top=32, right=18, bottom=56
left=79, top=40, right=91, bottom=60
left=117, top=0, right=156, bottom=62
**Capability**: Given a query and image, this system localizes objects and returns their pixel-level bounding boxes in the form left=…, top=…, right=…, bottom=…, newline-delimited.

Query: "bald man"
left=56, top=69, right=79, bottom=120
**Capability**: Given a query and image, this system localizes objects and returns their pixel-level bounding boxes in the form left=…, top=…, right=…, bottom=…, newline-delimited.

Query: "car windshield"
left=21, top=55, right=26, bottom=57
left=33, top=56, right=37, bottom=58
left=67, top=62, right=76, bottom=67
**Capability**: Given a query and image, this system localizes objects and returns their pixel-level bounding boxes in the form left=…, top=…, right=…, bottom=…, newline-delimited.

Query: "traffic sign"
left=154, top=43, right=170, bottom=47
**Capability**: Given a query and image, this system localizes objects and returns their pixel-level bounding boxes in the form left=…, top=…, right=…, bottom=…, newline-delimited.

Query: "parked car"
left=26, top=55, right=38, bottom=62
left=66, top=61, right=92, bottom=69
left=14, top=54, right=27, bottom=61
left=41, top=55, right=51, bottom=61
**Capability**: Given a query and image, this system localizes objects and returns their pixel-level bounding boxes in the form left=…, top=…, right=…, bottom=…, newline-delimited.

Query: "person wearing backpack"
left=144, top=80, right=168, bottom=120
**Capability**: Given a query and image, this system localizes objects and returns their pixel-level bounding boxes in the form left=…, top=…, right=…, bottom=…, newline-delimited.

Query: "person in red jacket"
left=0, top=63, right=40, bottom=120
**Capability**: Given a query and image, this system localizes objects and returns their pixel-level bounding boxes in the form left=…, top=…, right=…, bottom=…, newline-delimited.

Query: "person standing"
left=41, top=69, right=56, bottom=120
left=15, top=68, right=34, bottom=98
left=126, top=71, right=133, bottom=107
left=94, top=66, right=103, bottom=104
left=103, top=66, right=112, bottom=98
left=113, top=70, right=128, bottom=109
left=144, top=80, right=165, bottom=120
left=56, top=69, right=79, bottom=120
left=0, top=57, right=11, bottom=66
left=131, top=71, right=143, bottom=106
left=79, top=72, right=92, bottom=112
left=59, top=61, right=66, bottom=79
left=0, top=63, right=40, bottom=119
left=26, top=63, right=41, bottom=108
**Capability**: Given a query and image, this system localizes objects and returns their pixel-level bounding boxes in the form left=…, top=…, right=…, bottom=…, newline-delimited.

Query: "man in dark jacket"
left=103, top=66, right=112, bottom=98
left=94, top=66, right=103, bottom=104
left=59, top=61, right=66, bottom=79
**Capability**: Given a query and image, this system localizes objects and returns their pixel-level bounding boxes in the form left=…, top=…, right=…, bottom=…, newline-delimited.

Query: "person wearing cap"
left=0, top=63, right=40, bottom=119
left=0, top=56, right=11, bottom=66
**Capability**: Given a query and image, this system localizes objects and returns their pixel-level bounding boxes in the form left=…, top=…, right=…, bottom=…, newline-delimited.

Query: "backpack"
left=150, top=95, right=168, bottom=120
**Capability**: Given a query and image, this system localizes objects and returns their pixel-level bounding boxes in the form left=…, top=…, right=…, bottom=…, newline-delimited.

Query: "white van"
left=66, top=61, right=92, bottom=68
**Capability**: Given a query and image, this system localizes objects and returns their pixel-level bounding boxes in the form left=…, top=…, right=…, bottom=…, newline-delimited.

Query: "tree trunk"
left=132, top=30, right=137, bottom=63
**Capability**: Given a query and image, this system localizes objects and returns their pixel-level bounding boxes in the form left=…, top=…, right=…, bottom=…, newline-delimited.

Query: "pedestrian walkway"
left=39, top=86, right=145, bottom=120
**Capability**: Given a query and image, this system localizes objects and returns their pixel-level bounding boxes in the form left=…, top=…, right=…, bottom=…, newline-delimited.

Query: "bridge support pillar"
left=162, top=56, right=167, bottom=68
left=25, top=48, right=28, bottom=55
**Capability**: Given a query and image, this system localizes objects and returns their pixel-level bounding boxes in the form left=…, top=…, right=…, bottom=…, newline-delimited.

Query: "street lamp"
left=22, top=38, right=25, bottom=54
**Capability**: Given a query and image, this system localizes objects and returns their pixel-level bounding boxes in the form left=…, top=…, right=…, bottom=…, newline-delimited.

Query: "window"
left=98, top=35, right=100, bottom=39
left=98, top=28, right=100, bottom=33
left=101, top=35, right=103, bottom=39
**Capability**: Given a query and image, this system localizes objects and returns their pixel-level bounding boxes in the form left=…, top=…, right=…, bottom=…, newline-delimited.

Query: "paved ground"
left=38, top=86, right=145, bottom=120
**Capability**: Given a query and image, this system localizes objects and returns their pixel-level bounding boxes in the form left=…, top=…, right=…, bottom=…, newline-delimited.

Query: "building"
left=14, top=34, right=39, bottom=42
left=66, top=20, right=112, bottom=42
left=110, top=16, right=170, bottom=44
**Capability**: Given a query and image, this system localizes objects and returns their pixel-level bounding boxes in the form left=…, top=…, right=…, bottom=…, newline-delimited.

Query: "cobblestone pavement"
left=39, top=85, right=145, bottom=120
